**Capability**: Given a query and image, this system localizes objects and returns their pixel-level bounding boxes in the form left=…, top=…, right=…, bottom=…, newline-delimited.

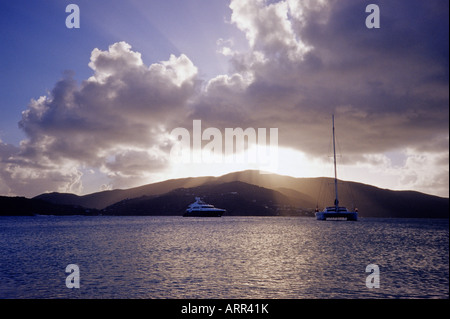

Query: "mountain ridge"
left=1, top=170, right=446, bottom=218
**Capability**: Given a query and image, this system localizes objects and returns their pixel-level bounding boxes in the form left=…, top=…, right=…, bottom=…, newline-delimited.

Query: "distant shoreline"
left=1, top=171, right=448, bottom=219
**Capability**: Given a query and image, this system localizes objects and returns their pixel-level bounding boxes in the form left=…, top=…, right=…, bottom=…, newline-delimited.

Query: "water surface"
left=0, top=216, right=448, bottom=299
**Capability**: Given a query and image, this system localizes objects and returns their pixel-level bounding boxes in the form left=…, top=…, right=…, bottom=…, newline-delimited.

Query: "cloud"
left=229, top=0, right=311, bottom=60
left=360, top=148, right=449, bottom=198
left=1, top=1, right=448, bottom=197
left=3, top=42, right=198, bottom=196
left=191, top=0, right=448, bottom=195
left=200, top=0, right=449, bottom=156
left=0, top=139, right=83, bottom=196
left=398, top=150, right=449, bottom=197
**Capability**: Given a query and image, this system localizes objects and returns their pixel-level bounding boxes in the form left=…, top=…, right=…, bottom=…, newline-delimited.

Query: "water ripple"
left=0, top=216, right=448, bottom=299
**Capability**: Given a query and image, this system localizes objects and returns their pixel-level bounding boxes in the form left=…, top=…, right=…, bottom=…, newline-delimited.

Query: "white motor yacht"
left=183, top=197, right=226, bottom=217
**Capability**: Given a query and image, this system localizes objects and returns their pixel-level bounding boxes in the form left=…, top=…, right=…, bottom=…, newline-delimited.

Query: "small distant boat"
left=315, top=115, right=358, bottom=221
left=183, top=197, right=226, bottom=217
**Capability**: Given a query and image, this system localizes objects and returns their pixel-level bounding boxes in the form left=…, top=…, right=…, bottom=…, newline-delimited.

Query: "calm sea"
left=0, top=216, right=448, bottom=299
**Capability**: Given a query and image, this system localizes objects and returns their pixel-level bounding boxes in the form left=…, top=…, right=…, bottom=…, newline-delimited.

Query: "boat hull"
left=183, top=210, right=225, bottom=217
left=315, top=211, right=357, bottom=221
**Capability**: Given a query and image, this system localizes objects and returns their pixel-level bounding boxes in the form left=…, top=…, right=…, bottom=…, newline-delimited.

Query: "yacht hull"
left=183, top=210, right=225, bottom=217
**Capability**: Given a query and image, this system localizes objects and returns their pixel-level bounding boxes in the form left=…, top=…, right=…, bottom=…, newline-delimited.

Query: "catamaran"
left=315, top=115, right=358, bottom=221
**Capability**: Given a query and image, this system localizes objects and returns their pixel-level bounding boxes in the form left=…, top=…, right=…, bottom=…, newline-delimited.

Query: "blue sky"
left=0, top=0, right=448, bottom=198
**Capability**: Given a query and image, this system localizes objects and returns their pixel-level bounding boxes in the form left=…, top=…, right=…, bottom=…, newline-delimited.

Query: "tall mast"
left=332, top=114, right=339, bottom=208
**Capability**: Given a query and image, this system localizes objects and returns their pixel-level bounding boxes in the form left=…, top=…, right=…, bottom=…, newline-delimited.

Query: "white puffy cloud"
left=2, top=42, right=199, bottom=196
left=229, top=0, right=311, bottom=61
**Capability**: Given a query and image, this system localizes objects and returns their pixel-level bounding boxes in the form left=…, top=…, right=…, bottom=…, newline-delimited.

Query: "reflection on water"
left=0, top=216, right=448, bottom=298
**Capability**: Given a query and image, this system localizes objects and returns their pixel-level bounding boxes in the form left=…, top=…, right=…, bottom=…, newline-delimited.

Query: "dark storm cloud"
left=194, top=0, right=448, bottom=158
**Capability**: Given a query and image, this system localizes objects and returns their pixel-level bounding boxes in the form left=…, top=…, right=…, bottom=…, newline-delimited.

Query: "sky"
left=0, top=0, right=448, bottom=198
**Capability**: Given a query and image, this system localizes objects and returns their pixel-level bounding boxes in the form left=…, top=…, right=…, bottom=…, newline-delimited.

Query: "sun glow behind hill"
left=161, top=145, right=446, bottom=198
